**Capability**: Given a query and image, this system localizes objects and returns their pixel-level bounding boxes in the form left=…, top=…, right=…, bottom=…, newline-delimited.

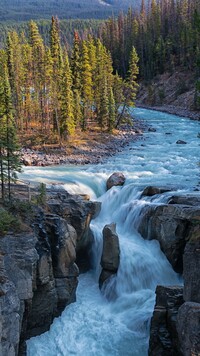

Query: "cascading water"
left=24, top=108, right=200, bottom=355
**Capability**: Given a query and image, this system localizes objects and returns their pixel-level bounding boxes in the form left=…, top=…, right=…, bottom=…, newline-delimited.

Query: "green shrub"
left=0, top=208, right=19, bottom=236
left=37, top=183, right=47, bottom=206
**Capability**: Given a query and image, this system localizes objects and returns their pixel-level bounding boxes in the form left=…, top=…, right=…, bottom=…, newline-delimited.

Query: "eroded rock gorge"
left=1, top=185, right=200, bottom=356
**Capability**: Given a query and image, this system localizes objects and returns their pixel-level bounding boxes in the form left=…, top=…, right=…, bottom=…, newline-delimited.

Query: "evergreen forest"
left=0, top=0, right=142, bottom=22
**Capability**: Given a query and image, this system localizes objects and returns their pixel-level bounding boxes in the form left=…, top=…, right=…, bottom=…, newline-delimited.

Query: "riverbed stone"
left=176, top=140, right=187, bottom=144
left=106, top=172, right=126, bottom=190
left=141, top=185, right=171, bottom=196
left=148, top=127, right=157, bottom=132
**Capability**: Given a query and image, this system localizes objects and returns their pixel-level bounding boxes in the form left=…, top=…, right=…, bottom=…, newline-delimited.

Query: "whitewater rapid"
left=24, top=108, right=200, bottom=355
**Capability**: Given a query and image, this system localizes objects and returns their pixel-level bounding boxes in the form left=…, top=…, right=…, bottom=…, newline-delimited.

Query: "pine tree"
left=29, top=21, right=45, bottom=127
left=71, top=31, right=82, bottom=127
left=21, top=40, right=33, bottom=131
left=98, top=76, right=109, bottom=130
left=116, top=46, right=139, bottom=127
left=80, top=40, right=93, bottom=130
left=50, top=16, right=63, bottom=141
left=60, top=54, right=75, bottom=138
left=108, top=86, right=116, bottom=132
left=6, top=31, right=24, bottom=129
left=0, top=62, right=22, bottom=201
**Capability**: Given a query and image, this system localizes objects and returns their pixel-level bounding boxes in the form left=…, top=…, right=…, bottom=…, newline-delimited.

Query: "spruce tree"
left=108, top=87, right=116, bottom=132
left=6, top=32, right=24, bottom=129
left=71, top=31, right=82, bottom=127
left=80, top=40, right=93, bottom=130
left=60, top=54, right=75, bottom=138
left=116, top=46, right=139, bottom=127
left=50, top=16, right=63, bottom=141
left=29, top=21, right=45, bottom=127
left=0, top=62, right=22, bottom=201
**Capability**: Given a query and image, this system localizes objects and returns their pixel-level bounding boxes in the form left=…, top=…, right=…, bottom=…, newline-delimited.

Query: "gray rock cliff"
left=0, top=190, right=101, bottom=356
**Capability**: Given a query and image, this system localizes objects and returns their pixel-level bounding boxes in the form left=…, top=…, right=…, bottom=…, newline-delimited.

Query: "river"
left=22, top=108, right=200, bottom=356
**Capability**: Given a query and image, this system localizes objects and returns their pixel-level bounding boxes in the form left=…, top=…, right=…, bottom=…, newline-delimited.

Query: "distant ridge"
left=0, top=0, right=144, bottom=22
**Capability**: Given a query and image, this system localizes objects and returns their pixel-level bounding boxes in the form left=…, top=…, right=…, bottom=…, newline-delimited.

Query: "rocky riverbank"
left=21, top=121, right=146, bottom=167
left=136, top=70, right=200, bottom=121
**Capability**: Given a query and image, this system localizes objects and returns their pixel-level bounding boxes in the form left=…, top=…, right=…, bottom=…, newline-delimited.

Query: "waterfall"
left=25, top=108, right=200, bottom=355
left=27, top=186, right=181, bottom=356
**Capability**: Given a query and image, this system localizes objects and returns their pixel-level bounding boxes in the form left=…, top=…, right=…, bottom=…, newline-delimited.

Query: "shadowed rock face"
left=148, top=192, right=200, bottom=356
left=176, top=237, right=200, bottom=356
left=183, top=237, right=200, bottom=303
left=47, top=192, right=101, bottom=271
left=0, top=190, right=101, bottom=356
left=0, top=233, right=37, bottom=356
left=138, top=203, right=200, bottom=273
left=99, top=223, right=120, bottom=288
left=148, top=286, right=184, bottom=356
left=177, top=302, right=200, bottom=356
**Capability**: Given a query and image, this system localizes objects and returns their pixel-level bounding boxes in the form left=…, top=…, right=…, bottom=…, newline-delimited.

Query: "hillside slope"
left=0, top=0, right=143, bottom=21
left=136, top=70, right=200, bottom=120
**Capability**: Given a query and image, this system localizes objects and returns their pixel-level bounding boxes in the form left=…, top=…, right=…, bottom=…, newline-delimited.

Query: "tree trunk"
left=0, top=147, right=5, bottom=201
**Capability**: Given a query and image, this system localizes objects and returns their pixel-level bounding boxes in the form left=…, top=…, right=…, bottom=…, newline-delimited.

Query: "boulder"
left=141, top=186, right=171, bottom=197
left=22, top=158, right=32, bottom=166
left=177, top=302, right=200, bottom=356
left=106, top=172, right=125, bottom=190
left=168, top=194, right=200, bottom=206
left=176, top=140, right=187, bottom=144
left=148, top=127, right=157, bottom=132
left=99, top=223, right=120, bottom=288
left=148, top=285, right=183, bottom=356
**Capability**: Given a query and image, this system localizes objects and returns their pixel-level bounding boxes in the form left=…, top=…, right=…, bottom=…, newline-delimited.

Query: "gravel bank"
left=21, top=120, right=147, bottom=167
